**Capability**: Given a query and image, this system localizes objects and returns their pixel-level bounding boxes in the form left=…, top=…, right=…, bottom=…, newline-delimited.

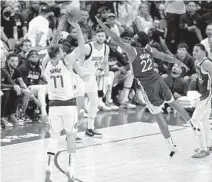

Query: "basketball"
left=66, top=4, right=82, bottom=22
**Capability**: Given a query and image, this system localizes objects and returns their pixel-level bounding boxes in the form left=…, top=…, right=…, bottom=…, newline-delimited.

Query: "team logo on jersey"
left=91, top=56, right=103, bottom=62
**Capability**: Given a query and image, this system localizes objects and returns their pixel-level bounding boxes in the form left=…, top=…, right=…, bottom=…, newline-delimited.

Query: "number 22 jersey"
left=132, top=46, right=160, bottom=85
left=44, top=60, right=74, bottom=101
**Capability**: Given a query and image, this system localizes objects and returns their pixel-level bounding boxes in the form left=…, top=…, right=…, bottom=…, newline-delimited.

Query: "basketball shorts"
left=73, top=74, right=85, bottom=97
left=49, top=99, right=78, bottom=134
left=140, top=77, right=174, bottom=114
left=83, top=75, right=98, bottom=93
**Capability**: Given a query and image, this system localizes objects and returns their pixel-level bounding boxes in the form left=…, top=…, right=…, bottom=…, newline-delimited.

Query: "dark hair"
left=137, top=31, right=149, bottom=48
left=177, top=42, right=189, bottom=52
left=27, top=50, right=39, bottom=58
left=7, top=53, right=18, bottom=60
left=194, top=43, right=208, bottom=56
left=96, top=28, right=105, bottom=34
left=120, top=31, right=133, bottom=38
left=48, top=45, right=60, bottom=59
left=20, top=39, right=31, bottom=47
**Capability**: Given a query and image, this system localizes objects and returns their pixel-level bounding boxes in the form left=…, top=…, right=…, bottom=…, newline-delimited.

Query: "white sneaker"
left=99, top=102, right=111, bottom=111
left=108, top=104, right=119, bottom=110
left=1, top=118, right=13, bottom=127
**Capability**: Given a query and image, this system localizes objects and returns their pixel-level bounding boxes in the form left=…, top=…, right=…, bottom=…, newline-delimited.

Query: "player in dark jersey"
left=190, top=44, right=212, bottom=158
left=96, top=17, right=200, bottom=157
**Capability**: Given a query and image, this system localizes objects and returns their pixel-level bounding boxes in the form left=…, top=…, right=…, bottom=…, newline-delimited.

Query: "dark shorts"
left=140, top=77, right=173, bottom=114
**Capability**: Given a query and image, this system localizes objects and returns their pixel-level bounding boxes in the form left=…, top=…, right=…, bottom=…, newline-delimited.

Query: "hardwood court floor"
left=1, top=106, right=212, bottom=182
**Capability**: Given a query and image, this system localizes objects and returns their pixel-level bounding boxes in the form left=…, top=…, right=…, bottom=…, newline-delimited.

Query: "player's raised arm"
left=64, top=21, right=85, bottom=66
left=42, top=15, right=66, bottom=70
left=151, top=47, right=189, bottom=71
left=95, top=16, right=136, bottom=62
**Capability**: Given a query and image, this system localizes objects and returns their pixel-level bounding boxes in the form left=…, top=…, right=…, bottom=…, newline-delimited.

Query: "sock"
left=87, top=117, right=95, bottom=130
left=47, top=152, right=55, bottom=167
left=166, top=137, right=176, bottom=150
left=122, top=88, right=130, bottom=103
left=68, top=153, right=76, bottom=166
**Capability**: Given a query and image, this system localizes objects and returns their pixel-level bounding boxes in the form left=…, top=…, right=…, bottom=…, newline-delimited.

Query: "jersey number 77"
left=50, top=75, right=64, bottom=88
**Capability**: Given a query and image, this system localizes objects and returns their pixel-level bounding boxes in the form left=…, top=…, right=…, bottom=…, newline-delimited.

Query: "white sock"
left=166, top=137, right=176, bottom=150
left=87, top=117, right=95, bottom=130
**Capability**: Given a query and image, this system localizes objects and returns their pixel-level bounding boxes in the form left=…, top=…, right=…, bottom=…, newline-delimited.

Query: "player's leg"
left=191, top=98, right=211, bottom=158
left=86, top=91, right=102, bottom=137
left=154, top=112, right=177, bottom=157
left=45, top=106, right=63, bottom=181
left=169, top=100, right=200, bottom=134
left=64, top=106, right=78, bottom=181
left=140, top=82, right=177, bottom=156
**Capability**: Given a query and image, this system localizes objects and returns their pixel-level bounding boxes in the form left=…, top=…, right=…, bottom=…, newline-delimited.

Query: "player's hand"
left=79, top=73, right=90, bottom=82
left=13, top=85, right=21, bottom=96
left=68, top=20, right=79, bottom=29
left=181, top=63, right=190, bottom=72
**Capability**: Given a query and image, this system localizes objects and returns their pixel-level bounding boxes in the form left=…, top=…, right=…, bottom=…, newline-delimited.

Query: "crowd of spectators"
left=1, top=0, right=212, bottom=129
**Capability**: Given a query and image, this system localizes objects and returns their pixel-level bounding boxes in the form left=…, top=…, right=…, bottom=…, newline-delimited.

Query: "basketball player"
left=78, top=28, right=110, bottom=137
left=191, top=44, right=212, bottom=158
left=96, top=17, right=200, bottom=156
left=43, top=16, right=86, bottom=181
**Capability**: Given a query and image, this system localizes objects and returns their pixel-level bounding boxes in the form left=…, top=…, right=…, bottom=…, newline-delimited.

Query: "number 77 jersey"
left=132, top=46, right=160, bottom=84
left=44, top=60, right=75, bottom=100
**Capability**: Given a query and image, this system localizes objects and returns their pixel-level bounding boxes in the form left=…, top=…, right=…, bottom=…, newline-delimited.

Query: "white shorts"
left=49, top=106, right=78, bottom=134
left=83, top=75, right=98, bottom=93
left=73, top=74, right=85, bottom=97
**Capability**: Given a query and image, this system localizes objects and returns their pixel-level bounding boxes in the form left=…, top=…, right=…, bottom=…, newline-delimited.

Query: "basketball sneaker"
left=85, top=129, right=102, bottom=137
left=1, top=118, right=13, bottom=127
left=168, top=144, right=178, bottom=157
left=191, top=149, right=210, bottom=158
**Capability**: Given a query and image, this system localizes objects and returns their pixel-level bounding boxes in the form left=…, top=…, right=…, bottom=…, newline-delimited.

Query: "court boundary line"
left=54, top=127, right=186, bottom=181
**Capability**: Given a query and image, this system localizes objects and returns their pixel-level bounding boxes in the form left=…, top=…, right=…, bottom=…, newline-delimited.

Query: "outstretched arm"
left=42, top=15, right=66, bottom=70
left=95, top=16, right=136, bottom=62
left=64, top=21, right=85, bottom=66
left=151, top=47, right=189, bottom=71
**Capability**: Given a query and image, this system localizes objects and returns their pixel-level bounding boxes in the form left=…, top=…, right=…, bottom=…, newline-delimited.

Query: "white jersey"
left=81, top=42, right=106, bottom=75
left=44, top=60, right=74, bottom=100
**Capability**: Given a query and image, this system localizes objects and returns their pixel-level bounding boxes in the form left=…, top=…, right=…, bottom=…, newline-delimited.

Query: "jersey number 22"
left=141, top=59, right=153, bottom=73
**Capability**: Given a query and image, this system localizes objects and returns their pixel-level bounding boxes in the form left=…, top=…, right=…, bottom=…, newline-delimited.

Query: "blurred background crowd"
left=1, top=0, right=212, bottom=129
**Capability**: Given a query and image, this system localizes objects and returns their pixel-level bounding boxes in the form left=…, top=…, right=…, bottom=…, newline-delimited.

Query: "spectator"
left=201, top=23, right=212, bottom=59
left=21, top=1, right=40, bottom=28
left=79, top=8, right=93, bottom=40
left=13, top=4, right=27, bottom=40
left=1, top=53, right=21, bottom=127
left=165, top=0, right=186, bottom=53
left=89, top=1, right=115, bottom=29
left=1, top=6, right=18, bottom=49
left=133, top=2, right=154, bottom=34
left=167, top=43, right=196, bottom=83
left=18, top=39, right=32, bottom=66
left=26, top=5, right=53, bottom=47
left=4, top=53, right=24, bottom=125
left=179, top=1, right=203, bottom=52
left=105, top=13, right=124, bottom=37
left=17, top=50, right=48, bottom=124
left=164, top=63, right=188, bottom=100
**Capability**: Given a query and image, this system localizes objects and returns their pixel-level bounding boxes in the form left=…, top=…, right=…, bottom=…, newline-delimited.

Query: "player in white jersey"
left=43, top=17, right=86, bottom=181
left=78, top=28, right=110, bottom=137
left=191, top=44, right=212, bottom=158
